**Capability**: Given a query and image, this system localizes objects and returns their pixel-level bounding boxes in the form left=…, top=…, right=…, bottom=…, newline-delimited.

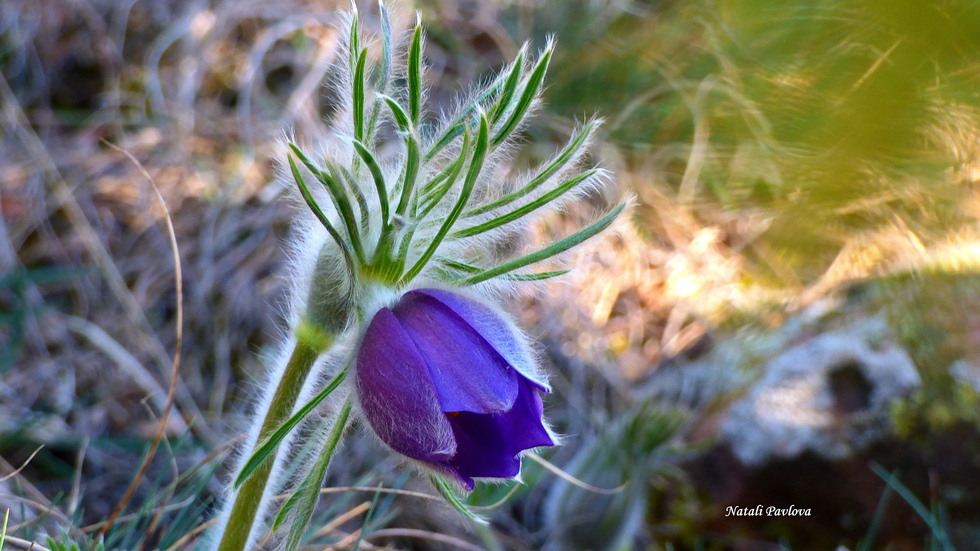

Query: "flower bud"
left=303, top=242, right=356, bottom=335
left=355, top=288, right=553, bottom=490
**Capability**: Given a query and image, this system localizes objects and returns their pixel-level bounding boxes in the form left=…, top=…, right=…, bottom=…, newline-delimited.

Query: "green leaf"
left=234, top=368, right=348, bottom=489
left=332, top=163, right=371, bottom=235
left=430, top=475, right=487, bottom=525
left=362, top=2, right=393, bottom=142
left=377, top=95, right=421, bottom=217
left=505, top=270, right=570, bottom=281
left=353, top=48, right=368, bottom=142
left=395, top=226, right=418, bottom=271
left=488, top=46, right=526, bottom=125
left=400, top=113, right=489, bottom=284
left=365, top=103, right=383, bottom=146
left=467, top=119, right=596, bottom=217
left=399, top=133, right=421, bottom=216
left=438, top=258, right=569, bottom=281
left=423, top=83, right=502, bottom=163
left=420, top=135, right=466, bottom=198
left=377, top=1, right=393, bottom=90
left=453, top=169, right=597, bottom=239
left=492, top=44, right=553, bottom=147
left=424, top=124, right=464, bottom=162
left=456, top=202, right=626, bottom=286
left=289, top=144, right=365, bottom=263
left=408, top=22, right=423, bottom=124
left=277, top=398, right=354, bottom=551
left=352, top=139, right=389, bottom=227
left=379, top=94, right=410, bottom=131
left=288, top=154, right=353, bottom=270
left=419, top=129, right=470, bottom=218
left=348, top=10, right=359, bottom=72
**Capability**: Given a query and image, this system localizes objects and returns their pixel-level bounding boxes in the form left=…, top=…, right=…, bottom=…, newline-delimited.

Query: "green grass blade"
left=352, top=486, right=384, bottom=551
left=234, top=368, right=348, bottom=489
left=429, top=475, right=487, bottom=525
left=492, top=44, right=552, bottom=147
left=857, top=468, right=895, bottom=551
left=2, top=508, right=8, bottom=551
left=288, top=155, right=354, bottom=269
left=870, top=464, right=955, bottom=551
left=457, top=202, right=626, bottom=286
left=408, top=22, right=423, bottom=125
left=278, top=398, right=354, bottom=551
left=453, top=169, right=597, bottom=239
left=467, top=119, right=596, bottom=217
left=0, top=265, right=93, bottom=287
left=400, top=114, right=488, bottom=284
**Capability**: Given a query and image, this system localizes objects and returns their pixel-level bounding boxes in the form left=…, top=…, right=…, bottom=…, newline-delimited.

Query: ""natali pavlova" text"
left=725, top=505, right=812, bottom=517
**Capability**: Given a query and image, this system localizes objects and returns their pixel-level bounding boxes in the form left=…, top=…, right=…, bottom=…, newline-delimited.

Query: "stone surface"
left=721, top=317, right=920, bottom=466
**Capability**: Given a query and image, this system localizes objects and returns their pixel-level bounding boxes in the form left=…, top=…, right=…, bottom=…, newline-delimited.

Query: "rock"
left=721, top=316, right=920, bottom=466
left=950, top=359, right=980, bottom=394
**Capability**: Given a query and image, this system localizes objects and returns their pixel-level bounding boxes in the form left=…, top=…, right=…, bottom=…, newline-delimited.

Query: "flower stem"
left=216, top=323, right=333, bottom=551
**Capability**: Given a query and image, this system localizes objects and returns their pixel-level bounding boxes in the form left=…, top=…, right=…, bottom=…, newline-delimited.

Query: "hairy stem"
left=215, top=324, right=333, bottom=551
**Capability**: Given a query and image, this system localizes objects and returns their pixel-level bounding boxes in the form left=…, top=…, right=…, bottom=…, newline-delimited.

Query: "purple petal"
left=443, top=378, right=555, bottom=488
left=356, top=308, right=456, bottom=464
left=410, top=289, right=550, bottom=392
left=394, top=292, right=518, bottom=414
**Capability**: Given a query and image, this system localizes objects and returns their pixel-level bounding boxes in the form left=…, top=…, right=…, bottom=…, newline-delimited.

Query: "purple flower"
left=355, top=288, right=554, bottom=490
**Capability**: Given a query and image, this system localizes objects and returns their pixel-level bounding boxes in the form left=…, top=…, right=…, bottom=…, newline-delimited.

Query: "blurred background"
left=3, top=0, right=980, bottom=549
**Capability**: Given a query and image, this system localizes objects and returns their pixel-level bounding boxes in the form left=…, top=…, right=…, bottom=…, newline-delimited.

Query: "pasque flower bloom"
left=212, top=10, right=628, bottom=550
left=356, top=288, right=554, bottom=490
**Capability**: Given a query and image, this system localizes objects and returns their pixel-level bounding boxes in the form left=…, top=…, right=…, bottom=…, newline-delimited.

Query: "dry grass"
left=1, top=0, right=641, bottom=547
